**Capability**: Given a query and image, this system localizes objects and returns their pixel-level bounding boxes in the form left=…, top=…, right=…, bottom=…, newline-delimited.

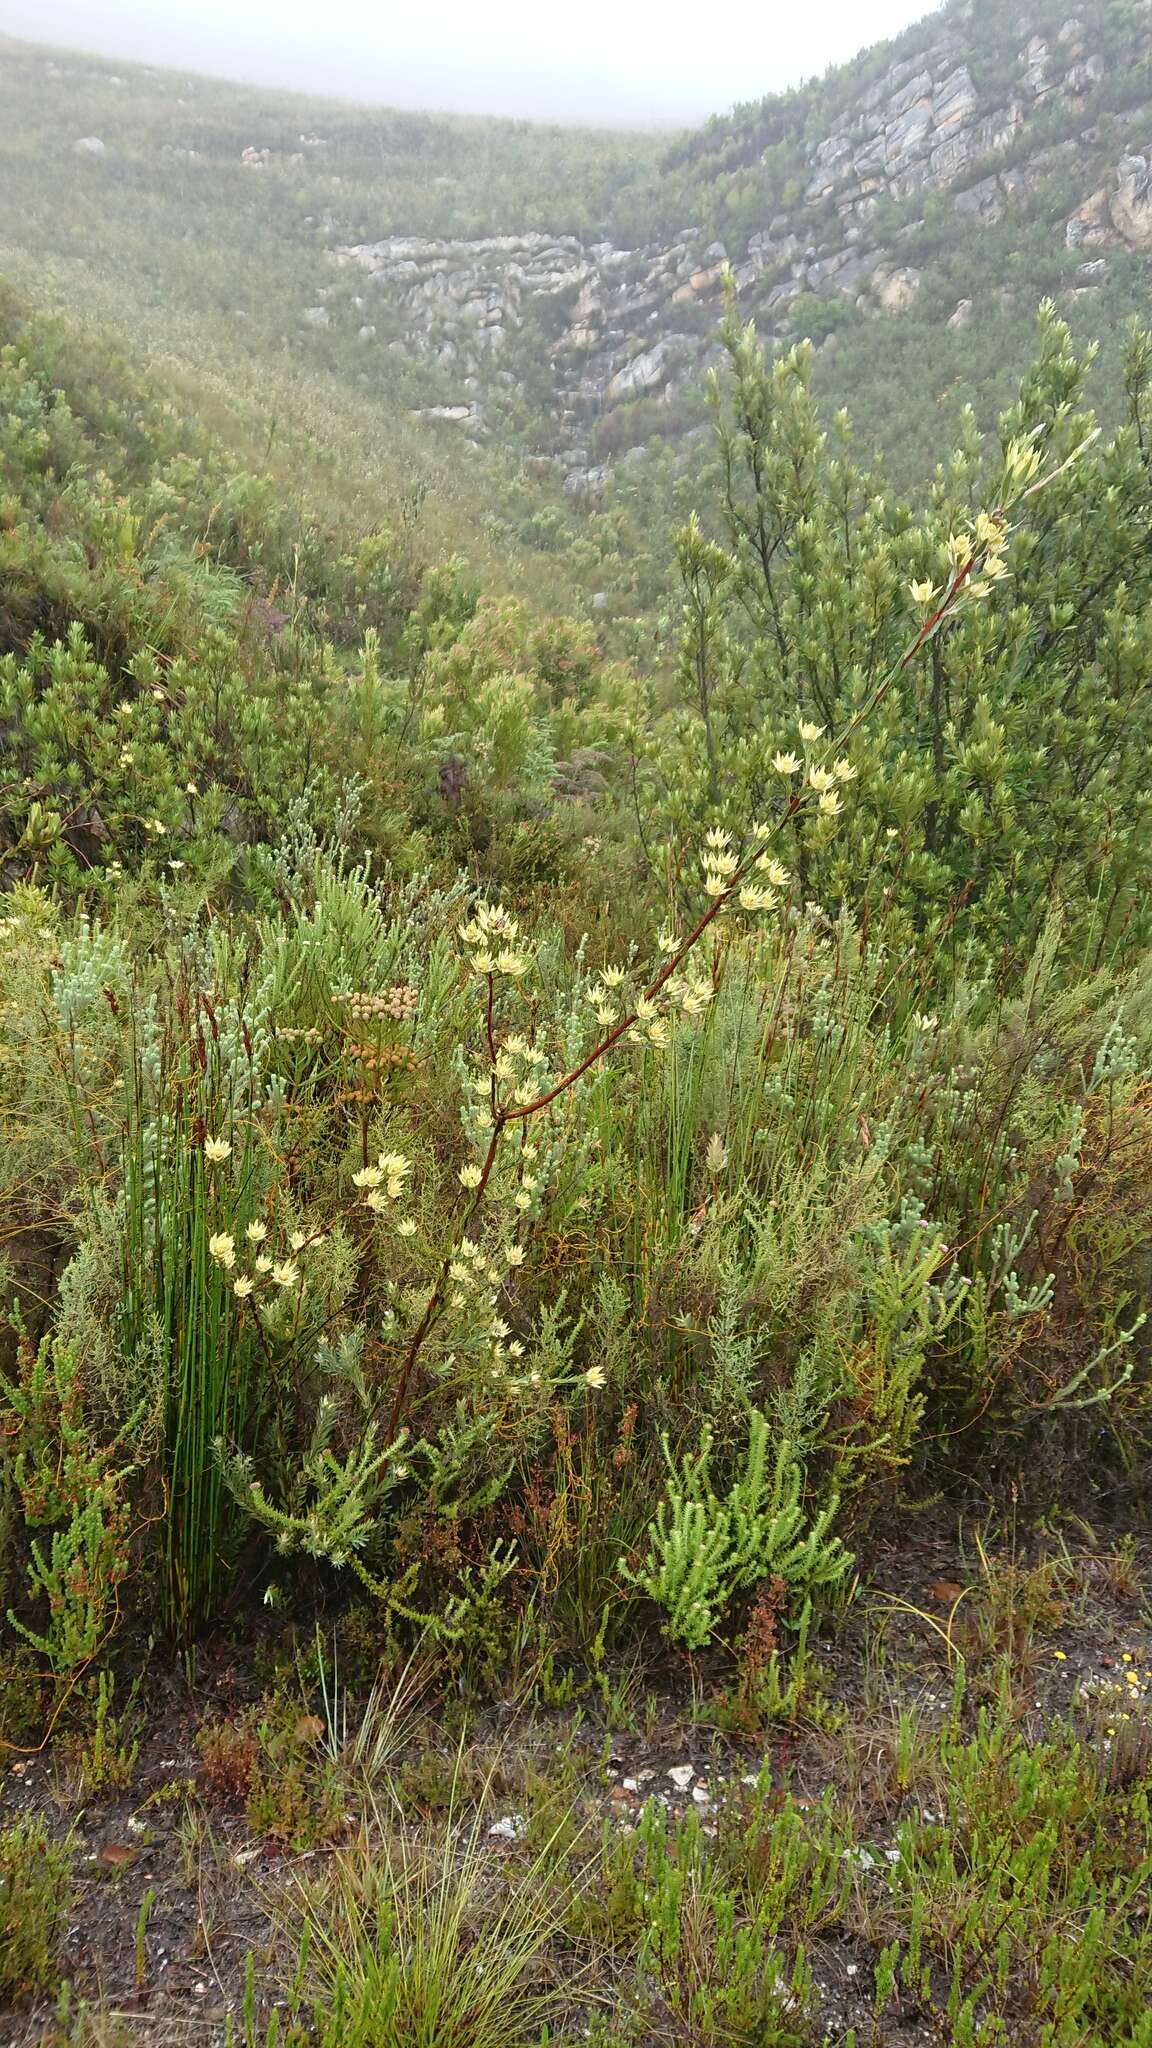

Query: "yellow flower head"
left=972, top=510, right=1006, bottom=552
left=204, top=1137, right=232, bottom=1164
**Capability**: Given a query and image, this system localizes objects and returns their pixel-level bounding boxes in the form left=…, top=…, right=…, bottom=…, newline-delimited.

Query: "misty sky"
left=1, top=0, right=942, bottom=124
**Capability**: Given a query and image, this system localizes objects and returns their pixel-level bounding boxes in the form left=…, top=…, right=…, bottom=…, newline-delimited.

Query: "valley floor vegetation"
left=2, top=279, right=1152, bottom=2044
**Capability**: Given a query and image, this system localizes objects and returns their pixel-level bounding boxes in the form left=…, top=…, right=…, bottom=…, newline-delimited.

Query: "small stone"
left=488, top=1813, right=526, bottom=1841
left=667, top=1764, right=695, bottom=1791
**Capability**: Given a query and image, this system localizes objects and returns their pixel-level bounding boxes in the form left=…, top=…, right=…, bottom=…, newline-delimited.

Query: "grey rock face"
left=562, top=463, right=613, bottom=496
left=319, top=20, right=1133, bottom=462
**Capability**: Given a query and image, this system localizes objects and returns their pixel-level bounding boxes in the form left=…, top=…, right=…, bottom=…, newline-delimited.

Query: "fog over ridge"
left=1, top=0, right=941, bottom=124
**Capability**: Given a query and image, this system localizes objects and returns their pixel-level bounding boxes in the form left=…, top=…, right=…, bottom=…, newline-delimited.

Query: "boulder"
left=1020, top=35, right=1051, bottom=96
left=954, top=173, right=1005, bottom=224
left=1065, top=186, right=1114, bottom=248
left=605, top=342, right=671, bottom=402
left=1111, top=153, right=1152, bottom=249
left=410, top=404, right=476, bottom=423
left=562, top=464, right=612, bottom=496
left=874, top=266, right=922, bottom=313
left=73, top=135, right=106, bottom=156
left=947, top=297, right=975, bottom=330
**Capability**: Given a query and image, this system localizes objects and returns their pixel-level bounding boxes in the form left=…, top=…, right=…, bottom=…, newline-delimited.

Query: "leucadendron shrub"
left=652, top=304, right=1152, bottom=974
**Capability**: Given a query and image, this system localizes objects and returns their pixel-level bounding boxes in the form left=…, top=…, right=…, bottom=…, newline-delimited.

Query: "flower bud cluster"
left=339, top=985, right=419, bottom=1023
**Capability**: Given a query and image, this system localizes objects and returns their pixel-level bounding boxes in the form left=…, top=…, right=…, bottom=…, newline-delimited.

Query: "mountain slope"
left=3, top=3, right=1152, bottom=614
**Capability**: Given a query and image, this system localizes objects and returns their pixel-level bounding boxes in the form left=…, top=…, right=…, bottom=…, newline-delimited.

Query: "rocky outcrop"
left=1067, top=149, right=1152, bottom=251
left=321, top=11, right=1137, bottom=462
left=1110, top=153, right=1152, bottom=249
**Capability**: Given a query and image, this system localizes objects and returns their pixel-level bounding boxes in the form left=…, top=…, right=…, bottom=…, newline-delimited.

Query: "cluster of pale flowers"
left=581, top=962, right=705, bottom=1048
left=771, top=722, right=858, bottom=822
left=206, top=1196, right=311, bottom=1302
left=458, top=901, right=529, bottom=980
left=352, top=1149, right=417, bottom=1235
left=468, top=1034, right=548, bottom=1124
left=459, top=1132, right=542, bottom=1212
left=910, top=508, right=1012, bottom=611
left=700, top=821, right=798, bottom=905
left=444, top=1236, right=602, bottom=1400
left=442, top=1233, right=607, bottom=1399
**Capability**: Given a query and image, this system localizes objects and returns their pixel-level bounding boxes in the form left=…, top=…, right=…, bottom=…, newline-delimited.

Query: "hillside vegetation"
left=2, top=10, right=1152, bottom=2046
left=8, top=2, right=1152, bottom=625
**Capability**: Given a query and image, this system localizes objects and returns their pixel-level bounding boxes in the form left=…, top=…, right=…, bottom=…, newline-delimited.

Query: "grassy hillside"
left=0, top=33, right=661, bottom=623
